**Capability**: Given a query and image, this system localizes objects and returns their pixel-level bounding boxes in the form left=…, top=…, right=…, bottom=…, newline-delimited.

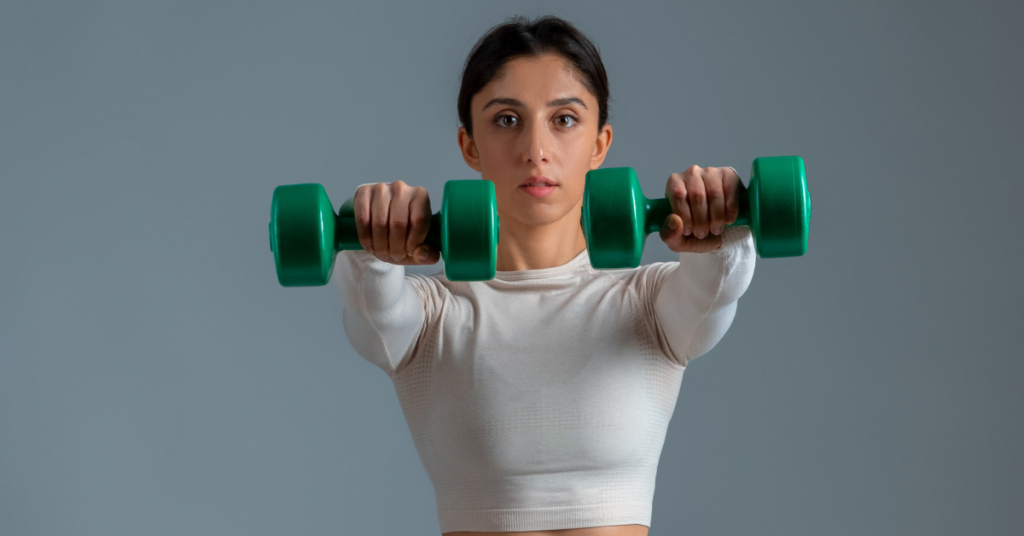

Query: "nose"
left=522, top=120, right=551, bottom=165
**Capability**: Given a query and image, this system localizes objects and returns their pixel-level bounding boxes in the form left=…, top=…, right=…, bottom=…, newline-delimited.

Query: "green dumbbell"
left=581, top=156, right=811, bottom=269
left=270, top=181, right=500, bottom=286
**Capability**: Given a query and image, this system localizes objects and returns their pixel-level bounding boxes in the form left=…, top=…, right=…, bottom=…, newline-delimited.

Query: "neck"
left=495, top=206, right=588, bottom=272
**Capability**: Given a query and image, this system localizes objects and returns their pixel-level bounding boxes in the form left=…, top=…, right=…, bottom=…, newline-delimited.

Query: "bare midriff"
left=444, top=524, right=649, bottom=536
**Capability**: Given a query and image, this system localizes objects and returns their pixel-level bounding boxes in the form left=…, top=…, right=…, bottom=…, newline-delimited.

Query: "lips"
left=519, top=176, right=557, bottom=188
left=519, top=176, right=558, bottom=198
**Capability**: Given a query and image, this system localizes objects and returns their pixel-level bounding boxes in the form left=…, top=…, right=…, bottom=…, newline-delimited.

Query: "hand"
left=353, top=181, right=441, bottom=265
left=659, top=165, right=742, bottom=253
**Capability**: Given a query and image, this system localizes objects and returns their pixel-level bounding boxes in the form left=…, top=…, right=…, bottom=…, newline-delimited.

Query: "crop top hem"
left=438, top=501, right=652, bottom=533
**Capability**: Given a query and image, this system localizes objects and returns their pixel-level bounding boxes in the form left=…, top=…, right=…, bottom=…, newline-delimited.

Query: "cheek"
left=556, top=127, right=597, bottom=160
left=479, top=140, right=514, bottom=165
left=476, top=137, right=519, bottom=181
left=555, top=134, right=596, bottom=174
left=563, top=176, right=586, bottom=204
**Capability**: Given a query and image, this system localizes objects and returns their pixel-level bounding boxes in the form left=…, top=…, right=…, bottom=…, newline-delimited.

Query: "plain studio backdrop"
left=1, top=1, right=1021, bottom=535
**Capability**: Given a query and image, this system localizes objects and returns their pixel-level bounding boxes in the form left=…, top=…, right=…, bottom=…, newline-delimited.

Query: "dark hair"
left=457, top=15, right=609, bottom=137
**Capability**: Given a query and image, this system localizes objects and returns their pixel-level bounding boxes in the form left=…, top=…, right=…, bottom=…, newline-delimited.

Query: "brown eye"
left=556, top=115, right=576, bottom=128
left=496, top=115, right=518, bottom=128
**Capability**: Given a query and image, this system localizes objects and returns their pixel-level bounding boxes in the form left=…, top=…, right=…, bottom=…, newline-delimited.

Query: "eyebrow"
left=482, top=96, right=588, bottom=110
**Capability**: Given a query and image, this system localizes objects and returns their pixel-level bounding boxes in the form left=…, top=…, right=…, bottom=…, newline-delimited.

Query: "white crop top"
left=337, top=226, right=755, bottom=533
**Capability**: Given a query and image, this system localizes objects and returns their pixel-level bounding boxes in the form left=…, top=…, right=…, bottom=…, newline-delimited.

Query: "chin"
left=519, top=204, right=578, bottom=227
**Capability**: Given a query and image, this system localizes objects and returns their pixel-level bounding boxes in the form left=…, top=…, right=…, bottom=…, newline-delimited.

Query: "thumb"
left=659, top=214, right=684, bottom=249
left=412, top=244, right=441, bottom=265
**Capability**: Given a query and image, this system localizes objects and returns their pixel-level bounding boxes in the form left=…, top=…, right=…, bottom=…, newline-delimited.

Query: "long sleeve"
left=335, top=250, right=431, bottom=376
left=640, top=226, right=756, bottom=367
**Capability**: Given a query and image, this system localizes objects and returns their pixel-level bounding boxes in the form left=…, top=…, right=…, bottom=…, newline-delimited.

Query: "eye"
left=495, top=114, right=518, bottom=128
left=555, top=114, right=577, bottom=128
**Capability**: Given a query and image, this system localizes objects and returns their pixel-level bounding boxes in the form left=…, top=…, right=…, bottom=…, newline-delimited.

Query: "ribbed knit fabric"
left=337, top=226, right=755, bottom=533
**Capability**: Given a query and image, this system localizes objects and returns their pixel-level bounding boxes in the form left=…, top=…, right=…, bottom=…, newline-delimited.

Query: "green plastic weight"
left=582, top=156, right=811, bottom=269
left=270, top=181, right=499, bottom=286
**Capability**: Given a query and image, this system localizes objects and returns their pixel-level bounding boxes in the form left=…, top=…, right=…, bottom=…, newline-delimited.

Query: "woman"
left=337, top=16, right=755, bottom=536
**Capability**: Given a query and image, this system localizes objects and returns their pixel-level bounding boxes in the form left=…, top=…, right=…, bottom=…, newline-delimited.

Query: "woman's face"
left=458, top=54, right=612, bottom=229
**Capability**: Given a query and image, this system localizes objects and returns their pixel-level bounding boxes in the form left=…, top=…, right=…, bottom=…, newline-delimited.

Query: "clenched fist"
left=659, top=165, right=743, bottom=253
left=353, top=181, right=441, bottom=265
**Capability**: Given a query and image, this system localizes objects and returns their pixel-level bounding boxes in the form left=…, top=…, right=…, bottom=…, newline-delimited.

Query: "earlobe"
left=457, top=127, right=482, bottom=172
left=590, top=124, right=613, bottom=169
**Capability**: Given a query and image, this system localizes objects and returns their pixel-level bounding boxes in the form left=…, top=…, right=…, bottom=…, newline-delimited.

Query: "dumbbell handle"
left=641, top=186, right=752, bottom=235
left=334, top=198, right=443, bottom=252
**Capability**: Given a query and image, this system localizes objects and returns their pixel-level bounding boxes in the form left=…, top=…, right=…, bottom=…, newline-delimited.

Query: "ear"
left=457, top=127, right=482, bottom=172
left=589, top=123, right=613, bottom=169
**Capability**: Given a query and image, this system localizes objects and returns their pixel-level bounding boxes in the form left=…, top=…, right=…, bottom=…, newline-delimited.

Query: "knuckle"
left=410, top=212, right=429, bottom=228
left=355, top=208, right=372, bottom=227
left=687, top=189, right=704, bottom=202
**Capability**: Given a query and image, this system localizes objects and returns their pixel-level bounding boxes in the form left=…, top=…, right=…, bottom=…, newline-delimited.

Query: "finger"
left=703, top=168, right=726, bottom=236
left=666, top=173, right=692, bottom=236
left=659, top=213, right=684, bottom=250
left=684, top=166, right=709, bottom=239
left=724, top=167, right=741, bottom=224
left=665, top=230, right=724, bottom=253
left=406, top=187, right=432, bottom=259
left=370, top=183, right=391, bottom=259
left=353, top=185, right=374, bottom=254
left=388, top=182, right=411, bottom=262
left=693, top=233, right=724, bottom=252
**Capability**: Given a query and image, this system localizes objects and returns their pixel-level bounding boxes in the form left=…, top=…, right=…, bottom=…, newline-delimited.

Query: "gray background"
left=2, top=1, right=1021, bottom=535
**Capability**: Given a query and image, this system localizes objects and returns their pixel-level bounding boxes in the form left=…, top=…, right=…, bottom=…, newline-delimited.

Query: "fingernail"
left=697, top=230, right=706, bottom=239
left=713, top=226, right=723, bottom=235
left=667, top=218, right=678, bottom=230
left=683, top=227, right=691, bottom=236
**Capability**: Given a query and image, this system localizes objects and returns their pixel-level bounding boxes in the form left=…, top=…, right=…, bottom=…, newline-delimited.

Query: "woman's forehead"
left=477, top=54, right=594, bottom=107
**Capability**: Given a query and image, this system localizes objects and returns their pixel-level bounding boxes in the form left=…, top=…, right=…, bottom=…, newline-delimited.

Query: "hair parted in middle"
left=457, top=15, right=610, bottom=137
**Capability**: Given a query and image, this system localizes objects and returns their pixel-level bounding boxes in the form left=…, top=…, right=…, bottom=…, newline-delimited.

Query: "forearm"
left=336, top=250, right=426, bottom=375
left=654, top=226, right=756, bottom=365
